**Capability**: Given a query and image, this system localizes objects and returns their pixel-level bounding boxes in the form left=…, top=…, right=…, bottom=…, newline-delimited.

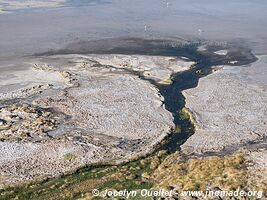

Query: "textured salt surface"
left=181, top=56, right=267, bottom=154
left=0, top=54, right=194, bottom=186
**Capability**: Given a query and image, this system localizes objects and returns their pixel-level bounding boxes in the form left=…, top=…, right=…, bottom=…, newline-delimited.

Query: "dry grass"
left=153, top=152, right=248, bottom=191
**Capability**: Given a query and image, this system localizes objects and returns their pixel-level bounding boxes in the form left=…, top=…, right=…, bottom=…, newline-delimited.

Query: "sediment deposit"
left=0, top=0, right=65, bottom=13
left=0, top=54, right=193, bottom=187
left=181, top=56, right=267, bottom=154
left=247, top=148, right=267, bottom=192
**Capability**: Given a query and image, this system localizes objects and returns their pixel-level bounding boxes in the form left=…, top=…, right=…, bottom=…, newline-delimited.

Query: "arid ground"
left=0, top=1, right=267, bottom=200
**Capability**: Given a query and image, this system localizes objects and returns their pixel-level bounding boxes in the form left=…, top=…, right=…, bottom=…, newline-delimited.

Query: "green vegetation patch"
left=63, top=153, right=77, bottom=161
left=179, top=107, right=197, bottom=127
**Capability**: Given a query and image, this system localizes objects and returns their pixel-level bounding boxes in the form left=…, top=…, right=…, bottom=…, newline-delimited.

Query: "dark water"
left=38, top=38, right=257, bottom=153
left=109, top=42, right=257, bottom=153
left=157, top=45, right=257, bottom=152
left=134, top=44, right=257, bottom=153
left=158, top=49, right=207, bottom=153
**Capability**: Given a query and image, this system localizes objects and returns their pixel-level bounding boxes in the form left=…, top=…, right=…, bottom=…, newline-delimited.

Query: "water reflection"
left=65, top=0, right=111, bottom=7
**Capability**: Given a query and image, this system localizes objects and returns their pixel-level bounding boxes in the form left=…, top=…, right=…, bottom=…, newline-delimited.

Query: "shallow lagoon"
left=0, top=0, right=267, bottom=60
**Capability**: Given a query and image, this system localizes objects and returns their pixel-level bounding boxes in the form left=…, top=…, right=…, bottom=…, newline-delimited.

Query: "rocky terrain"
left=0, top=54, right=194, bottom=187
left=0, top=103, right=60, bottom=141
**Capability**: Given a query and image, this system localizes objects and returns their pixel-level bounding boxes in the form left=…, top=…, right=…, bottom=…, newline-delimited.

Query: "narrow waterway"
left=41, top=39, right=257, bottom=153
left=0, top=40, right=259, bottom=200
left=146, top=44, right=257, bottom=153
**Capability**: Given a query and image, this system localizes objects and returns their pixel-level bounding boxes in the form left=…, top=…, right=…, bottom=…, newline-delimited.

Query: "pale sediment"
left=43, top=54, right=194, bottom=84
left=0, top=54, right=193, bottom=187
left=0, top=0, right=66, bottom=13
left=247, top=148, right=267, bottom=192
left=181, top=55, right=267, bottom=154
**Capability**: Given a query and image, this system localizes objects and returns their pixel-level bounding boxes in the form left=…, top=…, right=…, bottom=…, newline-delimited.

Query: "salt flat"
left=0, top=54, right=194, bottom=186
left=181, top=55, right=267, bottom=154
